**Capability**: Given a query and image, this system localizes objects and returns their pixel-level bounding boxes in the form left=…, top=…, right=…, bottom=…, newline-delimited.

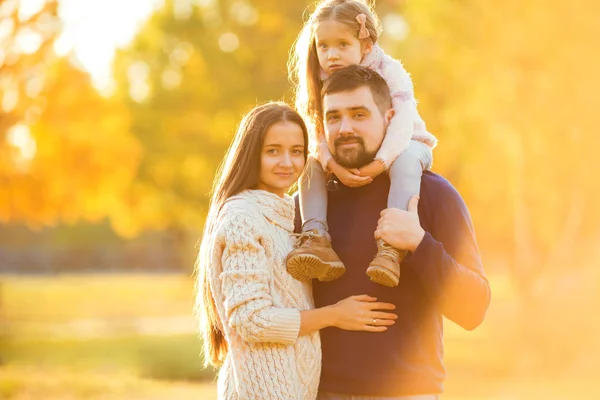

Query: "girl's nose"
left=328, top=48, right=339, bottom=59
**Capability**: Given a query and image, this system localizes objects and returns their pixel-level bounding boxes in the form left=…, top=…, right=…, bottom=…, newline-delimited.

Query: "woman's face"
left=257, top=121, right=306, bottom=197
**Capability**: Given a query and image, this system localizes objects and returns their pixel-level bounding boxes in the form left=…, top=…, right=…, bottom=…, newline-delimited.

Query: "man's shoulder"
left=421, top=171, right=464, bottom=206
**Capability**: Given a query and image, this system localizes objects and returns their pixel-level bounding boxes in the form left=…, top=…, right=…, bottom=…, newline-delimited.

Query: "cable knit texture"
left=207, top=189, right=321, bottom=400
left=317, top=44, right=439, bottom=169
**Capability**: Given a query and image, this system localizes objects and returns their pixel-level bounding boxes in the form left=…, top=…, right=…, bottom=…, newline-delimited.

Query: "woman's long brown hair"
left=195, top=102, right=308, bottom=367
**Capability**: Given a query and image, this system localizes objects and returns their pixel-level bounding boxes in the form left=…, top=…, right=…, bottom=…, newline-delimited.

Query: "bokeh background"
left=1, top=0, right=600, bottom=398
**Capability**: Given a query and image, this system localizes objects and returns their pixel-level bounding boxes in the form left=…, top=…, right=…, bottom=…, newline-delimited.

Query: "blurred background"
left=1, top=0, right=599, bottom=398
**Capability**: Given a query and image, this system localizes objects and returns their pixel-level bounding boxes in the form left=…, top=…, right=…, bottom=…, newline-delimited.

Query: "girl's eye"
left=292, top=149, right=303, bottom=155
left=327, top=116, right=339, bottom=122
left=318, top=43, right=328, bottom=50
left=340, top=42, right=348, bottom=48
left=267, top=149, right=278, bottom=155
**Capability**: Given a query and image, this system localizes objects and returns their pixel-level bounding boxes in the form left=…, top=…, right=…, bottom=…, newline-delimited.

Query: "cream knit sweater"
left=207, top=189, right=321, bottom=400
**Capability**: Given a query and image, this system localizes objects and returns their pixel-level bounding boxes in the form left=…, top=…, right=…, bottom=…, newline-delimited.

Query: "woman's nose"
left=278, top=152, right=293, bottom=166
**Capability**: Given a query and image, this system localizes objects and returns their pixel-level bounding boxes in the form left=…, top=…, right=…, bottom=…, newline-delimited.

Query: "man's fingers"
left=408, top=195, right=420, bottom=214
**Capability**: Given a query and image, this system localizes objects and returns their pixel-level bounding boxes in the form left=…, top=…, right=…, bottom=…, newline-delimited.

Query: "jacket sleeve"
left=216, top=211, right=301, bottom=344
left=374, top=54, right=416, bottom=168
left=405, top=182, right=491, bottom=330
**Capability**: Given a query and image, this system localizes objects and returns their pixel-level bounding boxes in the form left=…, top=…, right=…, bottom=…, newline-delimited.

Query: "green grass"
left=0, top=273, right=195, bottom=323
left=1, top=272, right=599, bottom=399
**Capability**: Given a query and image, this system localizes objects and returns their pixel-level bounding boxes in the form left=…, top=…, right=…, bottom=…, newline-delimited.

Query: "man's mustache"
left=335, top=136, right=364, bottom=146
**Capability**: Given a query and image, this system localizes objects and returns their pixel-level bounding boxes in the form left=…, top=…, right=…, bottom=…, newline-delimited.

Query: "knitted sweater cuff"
left=267, top=308, right=301, bottom=344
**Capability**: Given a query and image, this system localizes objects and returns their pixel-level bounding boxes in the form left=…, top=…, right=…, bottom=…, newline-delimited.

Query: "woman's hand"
left=330, top=294, right=397, bottom=332
left=328, top=159, right=372, bottom=187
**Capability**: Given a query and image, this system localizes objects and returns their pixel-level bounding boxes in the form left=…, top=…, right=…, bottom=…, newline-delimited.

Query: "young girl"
left=196, top=102, right=397, bottom=399
left=286, top=0, right=438, bottom=287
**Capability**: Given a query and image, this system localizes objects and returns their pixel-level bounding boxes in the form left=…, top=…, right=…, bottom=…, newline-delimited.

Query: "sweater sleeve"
left=405, top=181, right=491, bottom=330
left=217, top=210, right=301, bottom=344
left=374, top=55, right=416, bottom=168
left=374, top=53, right=438, bottom=167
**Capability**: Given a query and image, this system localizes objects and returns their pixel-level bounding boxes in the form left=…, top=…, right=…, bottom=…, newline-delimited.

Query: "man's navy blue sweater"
left=295, top=171, right=491, bottom=396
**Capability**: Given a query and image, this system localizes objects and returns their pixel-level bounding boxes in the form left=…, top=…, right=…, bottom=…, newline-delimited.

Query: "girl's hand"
left=328, top=159, right=372, bottom=187
left=358, top=159, right=386, bottom=179
left=330, top=294, right=397, bottom=332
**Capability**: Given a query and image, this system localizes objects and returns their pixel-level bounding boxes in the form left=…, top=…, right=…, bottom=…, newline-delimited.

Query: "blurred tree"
left=398, top=0, right=600, bottom=295
left=112, top=0, right=312, bottom=240
left=0, top=0, right=140, bottom=229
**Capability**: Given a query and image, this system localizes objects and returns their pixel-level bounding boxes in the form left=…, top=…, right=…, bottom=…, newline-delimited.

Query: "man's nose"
left=339, top=116, right=353, bottom=134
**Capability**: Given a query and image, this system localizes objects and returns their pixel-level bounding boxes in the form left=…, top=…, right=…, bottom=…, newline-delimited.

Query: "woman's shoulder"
left=215, top=193, right=266, bottom=234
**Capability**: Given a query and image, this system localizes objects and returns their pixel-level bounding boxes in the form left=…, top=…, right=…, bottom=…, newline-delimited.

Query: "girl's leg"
left=288, top=156, right=345, bottom=282
left=367, top=140, right=433, bottom=288
left=388, top=140, right=433, bottom=210
left=299, top=156, right=329, bottom=237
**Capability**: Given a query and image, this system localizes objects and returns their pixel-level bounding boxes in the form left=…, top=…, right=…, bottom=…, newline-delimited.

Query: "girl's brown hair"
left=288, top=0, right=381, bottom=152
left=195, top=102, right=308, bottom=367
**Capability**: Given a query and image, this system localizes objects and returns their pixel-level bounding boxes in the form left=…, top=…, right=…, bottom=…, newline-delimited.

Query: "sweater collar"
left=239, top=189, right=295, bottom=233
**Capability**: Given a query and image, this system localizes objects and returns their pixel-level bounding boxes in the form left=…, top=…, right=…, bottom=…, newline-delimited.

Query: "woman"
left=196, top=102, right=397, bottom=399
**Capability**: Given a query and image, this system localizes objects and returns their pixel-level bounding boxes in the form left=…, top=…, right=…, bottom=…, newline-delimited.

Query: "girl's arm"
left=374, top=54, right=417, bottom=169
left=316, top=136, right=372, bottom=187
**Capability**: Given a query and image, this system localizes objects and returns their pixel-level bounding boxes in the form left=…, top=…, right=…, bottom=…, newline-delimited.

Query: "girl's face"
left=315, top=20, right=372, bottom=75
left=257, top=121, right=306, bottom=197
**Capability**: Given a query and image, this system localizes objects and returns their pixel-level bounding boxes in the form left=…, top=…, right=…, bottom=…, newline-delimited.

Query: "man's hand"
left=375, top=195, right=425, bottom=252
left=358, top=159, right=386, bottom=179
left=328, top=159, right=372, bottom=187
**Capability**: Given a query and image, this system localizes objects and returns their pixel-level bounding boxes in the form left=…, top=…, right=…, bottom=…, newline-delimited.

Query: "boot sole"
left=287, top=254, right=346, bottom=282
left=366, top=265, right=399, bottom=287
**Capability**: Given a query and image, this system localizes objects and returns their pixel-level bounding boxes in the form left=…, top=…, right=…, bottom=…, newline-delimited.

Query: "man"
left=294, top=65, right=491, bottom=399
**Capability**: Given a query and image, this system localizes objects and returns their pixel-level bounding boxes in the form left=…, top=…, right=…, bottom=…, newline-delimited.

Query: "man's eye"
left=327, top=116, right=339, bottom=122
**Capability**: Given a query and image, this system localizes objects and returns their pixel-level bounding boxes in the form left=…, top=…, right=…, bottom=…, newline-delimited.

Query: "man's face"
left=323, top=86, right=393, bottom=169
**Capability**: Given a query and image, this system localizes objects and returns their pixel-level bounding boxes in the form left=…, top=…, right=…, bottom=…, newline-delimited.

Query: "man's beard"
left=332, top=135, right=377, bottom=169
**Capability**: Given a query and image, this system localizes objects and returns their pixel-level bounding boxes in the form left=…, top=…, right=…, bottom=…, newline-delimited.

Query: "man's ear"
left=384, top=108, right=395, bottom=125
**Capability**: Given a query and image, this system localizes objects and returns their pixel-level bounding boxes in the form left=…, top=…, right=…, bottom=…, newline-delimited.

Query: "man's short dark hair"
left=321, top=65, right=392, bottom=115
